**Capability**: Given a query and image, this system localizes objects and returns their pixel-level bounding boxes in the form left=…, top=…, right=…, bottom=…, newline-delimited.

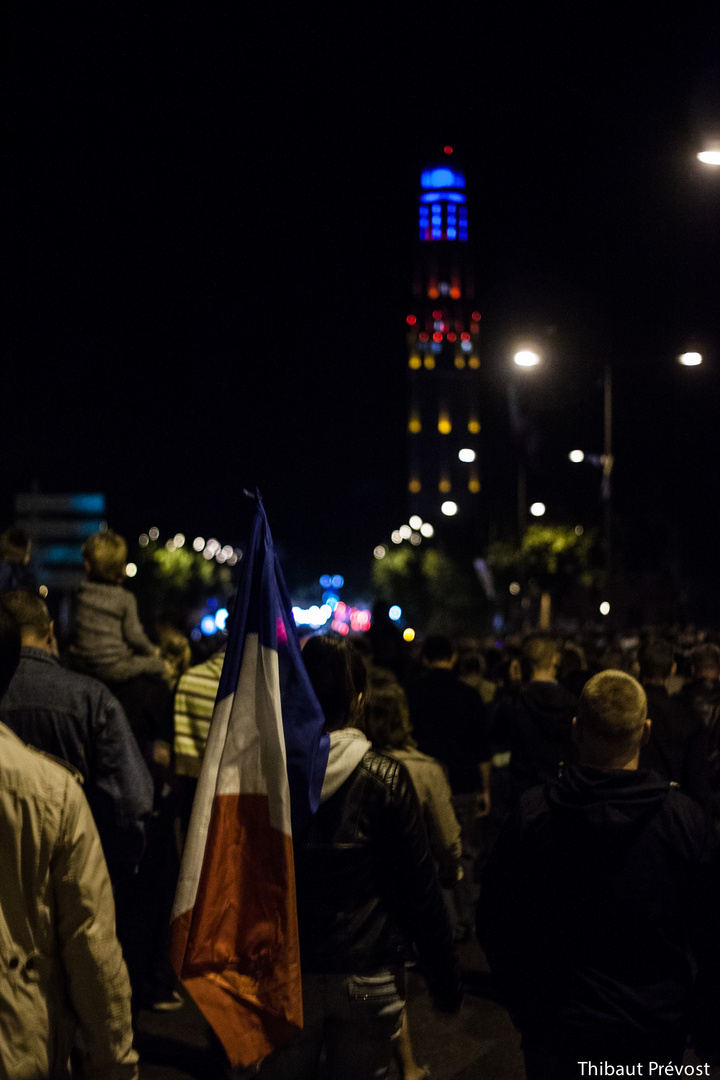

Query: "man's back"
left=480, top=766, right=715, bottom=1039
left=0, top=646, right=152, bottom=876
left=490, top=679, right=577, bottom=795
left=407, top=667, right=488, bottom=794
left=640, top=683, right=711, bottom=807
left=479, top=667, right=720, bottom=1077
left=0, top=722, right=138, bottom=1080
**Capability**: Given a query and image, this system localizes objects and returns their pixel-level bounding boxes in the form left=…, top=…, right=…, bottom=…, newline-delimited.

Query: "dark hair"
left=638, top=638, right=674, bottom=681
left=302, top=635, right=367, bottom=731
left=690, top=643, right=720, bottom=678
left=0, top=604, right=21, bottom=699
left=0, top=590, right=51, bottom=638
left=362, top=683, right=416, bottom=751
left=421, top=635, right=454, bottom=664
left=0, top=527, right=31, bottom=563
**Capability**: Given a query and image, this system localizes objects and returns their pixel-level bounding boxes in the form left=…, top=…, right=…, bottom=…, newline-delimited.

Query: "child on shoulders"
left=69, top=530, right=170, bottom=685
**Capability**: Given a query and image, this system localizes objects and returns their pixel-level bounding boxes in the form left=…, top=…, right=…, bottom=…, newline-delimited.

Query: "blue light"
left=39, top=545, right=84, bottom=564
left=320, top=574, right=332, bottom=588
left=420, top=192, right=466, bottom=204
left=388, top=605, right=402, bottom=621
left=421, top=168, right=466, bottom=190
left=431, top=342, right=442, bottom=353
left=331, top=575, right=344, bottom=589
left=447, top=228, right=457, bottom=239
left=459, top=231, right=468, bottom=241
left=462, top=340, right=472, bottom=352
left=215, top=608, right=229, bottom=631
left=431, top=228, right=442, bottom=239
left=70, top=494, right=106, bottom=514
left=200, top=615, right=217, bottom=635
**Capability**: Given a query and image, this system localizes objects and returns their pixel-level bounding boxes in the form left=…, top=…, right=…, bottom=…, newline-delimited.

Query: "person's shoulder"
left=45, top=659, right=119, bottom=705
left=359, top=747, right=412, bottom=794
left=0, top=721, right=82, bottom=794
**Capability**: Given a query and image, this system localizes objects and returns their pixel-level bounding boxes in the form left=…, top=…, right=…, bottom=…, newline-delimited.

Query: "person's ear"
left=640, top=718, right=652, bottom=746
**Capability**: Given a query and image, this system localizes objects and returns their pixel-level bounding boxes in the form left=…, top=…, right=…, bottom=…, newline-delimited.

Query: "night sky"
left=4, top=4, right=720, bottom=608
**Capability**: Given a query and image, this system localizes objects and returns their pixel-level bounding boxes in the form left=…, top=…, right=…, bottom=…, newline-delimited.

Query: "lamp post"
left=509, top=348, right=542, bottom=544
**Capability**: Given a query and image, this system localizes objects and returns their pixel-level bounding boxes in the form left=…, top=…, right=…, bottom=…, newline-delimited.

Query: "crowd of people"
left=1, top=523, right=720, bottom=1079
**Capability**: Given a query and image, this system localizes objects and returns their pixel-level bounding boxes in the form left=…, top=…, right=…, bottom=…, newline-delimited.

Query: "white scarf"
left=320, top=727, right=371, bottom=802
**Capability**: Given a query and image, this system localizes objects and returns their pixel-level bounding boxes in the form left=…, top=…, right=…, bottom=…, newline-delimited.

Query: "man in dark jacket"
left=676, top=643, right=720, bottom=825
left=489, top=631, right=577, bottom=802
left=638, top=638, right=710, bottom=809
left=407, top=634, right=491, bottom=937
left=478, top=669, right=719, bottom=1079
left=0, top=590, right=153, bottom=879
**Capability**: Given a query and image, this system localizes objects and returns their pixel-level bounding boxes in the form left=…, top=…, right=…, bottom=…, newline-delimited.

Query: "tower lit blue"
left=419, top=166, right=468, bottom=242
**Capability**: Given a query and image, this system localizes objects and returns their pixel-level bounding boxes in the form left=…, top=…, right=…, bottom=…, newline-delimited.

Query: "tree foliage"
left=372, top=545, right=490, bottom=635
left=488, top=524, right=601, bottom=595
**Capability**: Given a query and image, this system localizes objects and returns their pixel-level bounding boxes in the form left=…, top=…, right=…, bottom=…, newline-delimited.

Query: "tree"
left=488, top=524, right=601, bottom=628
left=372, top=545, right=490, bottom=636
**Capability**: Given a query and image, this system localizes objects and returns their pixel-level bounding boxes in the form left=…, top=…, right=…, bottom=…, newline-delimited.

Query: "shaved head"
left=577, top=670, right=647, bottom=745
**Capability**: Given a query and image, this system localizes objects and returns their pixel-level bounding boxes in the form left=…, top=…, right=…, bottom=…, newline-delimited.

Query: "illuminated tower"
left=406, top=148, right=482, bottom=547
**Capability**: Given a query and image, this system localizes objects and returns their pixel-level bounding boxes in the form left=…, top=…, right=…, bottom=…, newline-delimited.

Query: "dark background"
left=4, top=3, right=719, bottom=610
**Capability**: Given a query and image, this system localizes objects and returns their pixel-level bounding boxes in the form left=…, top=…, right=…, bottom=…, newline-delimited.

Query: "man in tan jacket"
left=0, top=605, right=138, bottom=1080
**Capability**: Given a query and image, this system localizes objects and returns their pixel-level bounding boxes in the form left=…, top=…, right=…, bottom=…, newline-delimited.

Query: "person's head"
left=520, top=632, right=560, bottom=681
left=574, top=669, right=650, bottom=770
left=82, top=530, right=127, bottom=584
left=690, top=643, right=720, bottom=681
left=302, top=634, right=367, bottom=732
left=638, top=638, right=675, bottom=683
left=0, top=527, right=32, bottom=564
left=0, top=590, right=55, bottom=653
left=455, top=650, right=486, bottom=679
left=159, top=629, right=192, bottom=683
left=421, top=634, right=455, bottom=668
left=362, top=682, right=416, bottom=751
left=0, top=605, right=21, bottom=699
left=557, top=641, right=586, bottom=681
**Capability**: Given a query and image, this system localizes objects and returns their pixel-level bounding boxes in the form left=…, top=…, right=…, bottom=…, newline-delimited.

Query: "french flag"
left=169, top=494, right=329, bottom=1069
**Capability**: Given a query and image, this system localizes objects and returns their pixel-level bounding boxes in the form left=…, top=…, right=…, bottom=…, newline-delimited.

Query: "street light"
left=697, top=139, right=720, bottom=166
left=508, top=343, right=543, bottom=542
left=678, top=351, right=703, bottom=366
left=514, top=349, right=541, bottom=368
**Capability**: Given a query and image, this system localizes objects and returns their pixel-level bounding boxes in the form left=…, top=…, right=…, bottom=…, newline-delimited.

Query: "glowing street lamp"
left=513, top=349, right=541, bottom=368
left=697, top=139, right=720, bottom=166
left=678, top=351, right=703, bottom=366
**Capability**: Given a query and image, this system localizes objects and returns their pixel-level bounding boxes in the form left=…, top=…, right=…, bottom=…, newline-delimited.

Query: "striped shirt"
left=173, top=647, right=226, bottom=777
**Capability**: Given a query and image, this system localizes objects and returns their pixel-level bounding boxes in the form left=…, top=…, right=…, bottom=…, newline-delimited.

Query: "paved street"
left=134, top=932, right=720, bottom=1079
left=134, top=937, right=526, bottom=1079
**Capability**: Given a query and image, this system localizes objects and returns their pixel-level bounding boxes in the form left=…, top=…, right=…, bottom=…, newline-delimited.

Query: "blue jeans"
left=257, top=968, right=406, bottom=1080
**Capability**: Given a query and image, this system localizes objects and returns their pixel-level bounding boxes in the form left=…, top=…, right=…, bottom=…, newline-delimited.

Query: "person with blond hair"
left=478, top=669, right=720, bottom=1077
left=69, top=530, right=169, bottom=684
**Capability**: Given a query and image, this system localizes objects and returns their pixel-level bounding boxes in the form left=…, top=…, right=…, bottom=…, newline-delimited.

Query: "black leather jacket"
left=294, top=749, right=461, bottom=1010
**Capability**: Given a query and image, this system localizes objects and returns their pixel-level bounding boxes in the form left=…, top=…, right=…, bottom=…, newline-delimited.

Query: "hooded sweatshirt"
left=479, top=765, right=719, bottom=1046
left=491, top=680, right=578, bottom=796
